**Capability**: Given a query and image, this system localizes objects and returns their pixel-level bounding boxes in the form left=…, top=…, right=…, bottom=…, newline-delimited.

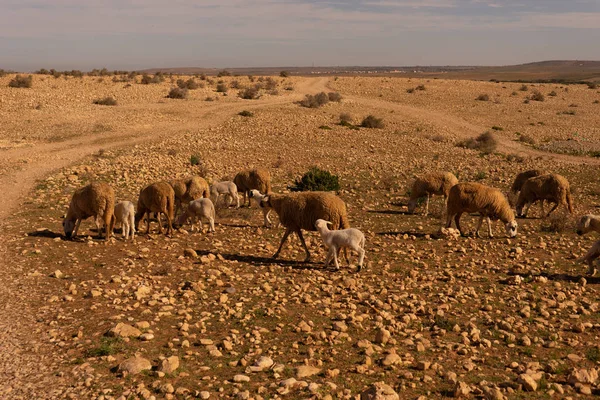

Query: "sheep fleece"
left=447, top=182, right=514, bottom=222
left=268, top=192, right=349, bottom=231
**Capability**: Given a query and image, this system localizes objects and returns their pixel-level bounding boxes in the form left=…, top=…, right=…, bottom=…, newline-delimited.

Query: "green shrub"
left=289, top=167, right=340, bottom=192
left=167, top=87, right=188, bottom=99
left=361, top=115, right=384, bottom=129
left=456, top=131, right=498, bottom=154
left=93, top=96, right=117, bottom=106
left=190, top=154, right=201, bottom=166
left=8, top=75, right=33, bottom=88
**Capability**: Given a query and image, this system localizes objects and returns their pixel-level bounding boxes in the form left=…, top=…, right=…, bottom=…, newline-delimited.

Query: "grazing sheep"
left=170, top=176, right=210, bottom=217
left=445, top=182, right=518, bottom=238
left=580, top=239, right=600, bottom=276
left=509, top=169, right=548, bottom=207
left=210, top=181, right=240, bottom=208
left=259, top=191, right=349, bottom=262
left=576, top=214, right=600, bottom=236
left=135, top=181, right=175, bottom=235
left=516, top=174, right=573, bottom=218
left=315, top=219, right=365, bottom=271
left=63, top=182, right=115, bottom=240
left=249, top=189, right=273, bottom=227
left=408, top=172, right=458, bottom=215
left=177, top=198, right=216, bottom=233
left=113, top=201, right=136, bottom=240
left=234, top=168, right=272, bottom=207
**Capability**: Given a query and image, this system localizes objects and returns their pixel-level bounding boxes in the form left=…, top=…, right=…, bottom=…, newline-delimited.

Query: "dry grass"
left=457, top=131, right=498, bottom=154
left=8, top=75, right=33, bottom=88
left=92, top=97, right=117, bottom=106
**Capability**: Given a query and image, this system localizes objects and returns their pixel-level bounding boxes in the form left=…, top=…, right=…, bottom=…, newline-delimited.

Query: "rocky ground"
left=1, top=74, right=600, bottom=399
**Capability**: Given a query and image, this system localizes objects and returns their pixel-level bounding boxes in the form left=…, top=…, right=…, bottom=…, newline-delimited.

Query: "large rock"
left=360, top=382, right=399, bottom=400
left=107, top=323, right=141, bottom=338
left=159, top=356, right=180, bottom=374
left=453, top=381, right=471, bottom=398
left=118, top=356, right=152, bottom=375
left=567, top=368, right=598, bottom=385
left=518, top=374, right=537, bottom=392
left=374, top=328, right=391, bottom=345
left=247, top=356, right=274, bottom=373
left=296, top=365, right=321, bottom=379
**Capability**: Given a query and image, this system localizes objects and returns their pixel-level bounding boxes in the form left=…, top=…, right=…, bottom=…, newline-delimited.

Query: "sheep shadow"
left=505, top=270, right=600, bottom=284
left=368, top=209, right=410, bottom=216
left=27, top=230, right=63, bottom=239
left=193, top=249, right=324, bottom=271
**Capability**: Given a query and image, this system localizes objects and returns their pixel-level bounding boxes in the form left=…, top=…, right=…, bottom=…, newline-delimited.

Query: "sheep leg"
left=540, top=200, right=545, bottom=216
left=545, top=202, right=559, bottom=217
left=486, top=217, right=493, bottom=238
left=273, top=228, right=293, bottom=259
left=454, top=213, right=464, bottom=235
left=243, top=191, right=248, bottom=207
left=445, top=214, right=454, bottom=229
left=72, top=218, right=82, bottom=238
left=424, top=194, right=430, bottom=216
left=130, top=214, right=136, bottom=240
left=523, top=202, right=532, bottom=218
left=165, top=212, right=173, bottom=236
left=145, top=212, right=151, bottom=234
left=234, top=191, right=240, bottom=208
left=587, top=257, right=597, bottom=276
left=324, top=248, right=333, bottom=268
left=331, top=245, right=340, bottom=270
left=475, top=216, right=484, bottom=238
left=264, top=209, right=272, bottom=228
left=356, top=246, right=365, bottom=272
left=209, top=217, right=215, bottom=232
left=296, top=230, right=311, bottom=262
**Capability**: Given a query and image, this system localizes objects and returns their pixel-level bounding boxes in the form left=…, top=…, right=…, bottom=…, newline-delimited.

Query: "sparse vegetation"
left=239, top=86, right=260, bottom=99
left=238, top=110, right=254, bottom=117
left=289, top=167, right=340, bottom=192
left=327, top=92, right=342, bottom=102
left=279, top=71, right=290, bottom=78
left=85, top=337, right=124, bottom=358
left=140, top=73, right=164, bottom=84
left=216, top=83, right=228, bottom=93
left=8, top=75, right=33, bottom=88
left=529, top=90, right=545, bottom=102
left=360, top=115, right=384, bottom=129
left=190, top=154, right=201, bottom=166
left=519, top=84, right=528, bottom=91
left=93, top=97, right=117, bottom=106
left=541, top=212, right=570, bottom=233
left=518, top=134, right=536, bottom=145
left=177, top=78, right=199, bottom=90
left=548, top=90, right=557, bottom=96
left=166, top=87, right=188, bottom=99
left=299, top=92, right=330, bottom=108
left=319, top=125, right=332, bottom=130
left=476, top=94, right=490, bottom=101
left=456, top=131, right=498, bottom=154
left=491, top=126, right=503, bottom=131
left=217, top=70, right=231, bottom=77
left=339, top=113, right=353, bottom=125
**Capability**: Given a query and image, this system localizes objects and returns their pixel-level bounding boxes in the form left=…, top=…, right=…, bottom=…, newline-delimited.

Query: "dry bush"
left=300, top=92, right=329, bottom=108
left=8, top=75, right=33, bottom=88
left=505, top=153, right=526, bottom=163
left=456, top=131, right=498, bottom=154
left=328, top=92, right=342, bottom=102
left=216, top=83, right=228, bottom=93
left=548, top=90, right=557, bottom=97
left=238, top=110, right=254, bottom=117
left=529, top=90, right=545, bottom=102
left=339, top=113, right=353, bottom=125
left=93, top=97, right=117, bottom=106
left=166, top=87, right=188, bottom=99
left=361, top=115, right=384, bottom=129
left=140, top=74, right=163, bottom=84
left=280, top=71, right=290, bottom=77
left=406, top=88, right=415, bottom=93
left=476, top=94, right=490, bottom=101
left=519, top=84, right=528, bottom=91
left=217, top=70, right=231, bottom=77
left=588, top=82, right=598, bottom=90
left=230, top=80, right=241, bottom=89
left=265, top=77, right=278, bottom=91
left=177, top=78, right=199, bottom=90
left=518, top=134, right=536, bottom=145
left=541, top=212, right=570, bottom=233
left=239, top=86, right=260, bottom=100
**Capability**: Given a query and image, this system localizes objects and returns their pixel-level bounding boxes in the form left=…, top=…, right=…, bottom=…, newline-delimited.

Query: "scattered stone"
left=296, top=365, right=321, bottom=379
left=159, top=356, right=180, bottom=374
left=107, top=323, right=141, bottom=338
left=118, top=356, right=152, bottom=375
left=360, top=382, right=399, bottom=400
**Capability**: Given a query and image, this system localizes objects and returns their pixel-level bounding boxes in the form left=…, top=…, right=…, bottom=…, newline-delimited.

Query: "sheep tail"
left=340, top=212, right=350, bottom=229
left=566, top=191, right=574, bottom=214
left=167, top=194, right=174, bottom=220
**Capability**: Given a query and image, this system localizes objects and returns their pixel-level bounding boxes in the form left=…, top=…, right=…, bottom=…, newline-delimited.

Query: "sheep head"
left=577, top=215, right=591, bottom=235
left=314, top=219, right=333, bottom=230
left=505, top=220, right=518, bottom=238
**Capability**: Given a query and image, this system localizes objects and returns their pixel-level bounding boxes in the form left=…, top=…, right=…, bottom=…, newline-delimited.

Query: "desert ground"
left=1, top=72, right=600, bottom=399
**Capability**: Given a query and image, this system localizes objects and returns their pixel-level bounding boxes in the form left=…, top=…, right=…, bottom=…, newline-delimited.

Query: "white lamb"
left=113, top=201, right=136, bottom=240
left=249, top=189, right=273, bottom=227
left=177, top=198, right=216, bottom=233
left=314, top=219, right=365, bottom=272
left=210, top=181, right=240, bottom=208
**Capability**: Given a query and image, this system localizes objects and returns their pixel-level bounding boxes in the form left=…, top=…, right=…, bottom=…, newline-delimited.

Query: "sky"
left=1, top=0, right=599, bottom=71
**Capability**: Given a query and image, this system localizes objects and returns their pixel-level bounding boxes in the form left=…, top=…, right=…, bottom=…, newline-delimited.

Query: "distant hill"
left=141, top=60, right=600, bottom=82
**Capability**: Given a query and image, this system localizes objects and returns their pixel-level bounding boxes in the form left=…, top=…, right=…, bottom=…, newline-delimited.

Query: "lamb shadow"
left=27, top=230, right=63, bottom=239
left=194, top=249, right=321, bottom=270
left=377, top=230, right=430, bottom=238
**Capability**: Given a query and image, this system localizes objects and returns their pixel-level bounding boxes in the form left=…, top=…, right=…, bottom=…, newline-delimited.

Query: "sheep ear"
left=326, top=221, right=333, bottom=226
left=584, top=217, right=591, bottom=228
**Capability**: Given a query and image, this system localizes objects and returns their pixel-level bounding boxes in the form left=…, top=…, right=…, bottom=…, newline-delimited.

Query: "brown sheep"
left=63, top=182, right=115, bottom=240
left=508, top=169, right=548, bottom=207
left=170, top=176, right=210, bottom=217
left=234, top=168, right=272, bottom=207
left=516, top=174, right=573, bottom=218
left=135, top=181, right=175, bottom=235
left=446, top=182, right=518, bottom=238
left=576, top=214, right=600, bottom=236
left=259, top=192, right=349, bottom=262
left=408, top=172, right=458, bottom=216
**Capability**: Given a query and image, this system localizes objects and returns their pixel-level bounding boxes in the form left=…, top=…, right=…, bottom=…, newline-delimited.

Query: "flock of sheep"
left=61, top=167, right=599, bottom=275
